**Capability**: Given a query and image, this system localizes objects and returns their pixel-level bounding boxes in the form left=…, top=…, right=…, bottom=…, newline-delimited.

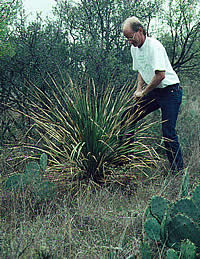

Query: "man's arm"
left=143, top=70, right=165, bottom=96
left=134, top=70, right=165, bottom=99
left=137, top=72, right=146, bottom=91
left=134, top=72, right=146, bottom=98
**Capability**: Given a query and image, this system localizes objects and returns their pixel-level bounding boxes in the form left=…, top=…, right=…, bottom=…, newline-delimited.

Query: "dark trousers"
left=122, top=84, right=184, bottom=171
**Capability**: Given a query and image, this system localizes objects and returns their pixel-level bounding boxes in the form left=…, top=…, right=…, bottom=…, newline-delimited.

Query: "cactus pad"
left=144, top=206, right=154, bottom=221
left=140, top=241, right=152, bottom=259
left=25, top=161, right=40, bottom=174
left=5, top=174, right=22, bottom=190
left=180, top=239, right=196, bottom=259
left=167, top=214, right=200, bottom=247
left=160, top=211, right=171, bottom=243
left=144, top=218, right=161, bottom=241
left=180, top=169, right=189, bottom=197
left=192, top=184, right=200, bottom=210
left=150, top=196, right=170, bottom=223
left=40, top=153, right=48, bottom=171
left=166, top=249, right=178, bottom=259
left=170, top=198, right=200, bottom=223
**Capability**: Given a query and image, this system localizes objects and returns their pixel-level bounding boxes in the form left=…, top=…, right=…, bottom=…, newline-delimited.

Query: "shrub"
left=21, top=76, right=161, bottom=186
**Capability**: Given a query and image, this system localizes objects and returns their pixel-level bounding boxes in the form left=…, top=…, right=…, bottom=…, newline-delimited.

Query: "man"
left=122, top=16, right=184, bottom=173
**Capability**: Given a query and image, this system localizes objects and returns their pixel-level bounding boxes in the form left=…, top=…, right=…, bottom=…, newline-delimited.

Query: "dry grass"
left=1, top=179, right=145, bottom=258
left=1, top=79, right=200, bottom=258
left=1, top=164, right=199, bottom=258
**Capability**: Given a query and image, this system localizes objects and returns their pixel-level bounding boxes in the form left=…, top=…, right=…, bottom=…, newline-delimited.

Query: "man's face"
left=123, top=25, right=145, bottom=48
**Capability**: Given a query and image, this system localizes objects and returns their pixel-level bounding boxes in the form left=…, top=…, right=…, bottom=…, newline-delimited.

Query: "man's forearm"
left=137, top=73, right=146, bottom=91
left=143, top=71, right=165, bottom=96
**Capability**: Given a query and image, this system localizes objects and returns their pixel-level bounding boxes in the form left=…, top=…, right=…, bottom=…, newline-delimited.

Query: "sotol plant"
left=21, top=76, right=161, bottom=185
left=142, top=170, right=200, bottom=257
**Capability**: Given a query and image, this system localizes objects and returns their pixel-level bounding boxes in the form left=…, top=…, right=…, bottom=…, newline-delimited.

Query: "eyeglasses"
left=127, top=31, right=138, bottom=41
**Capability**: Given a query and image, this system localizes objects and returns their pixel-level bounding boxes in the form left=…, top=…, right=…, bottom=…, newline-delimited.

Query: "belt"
left=156, top=83, right=182, bottom=91
left=166, top=83, right=182, bottom=90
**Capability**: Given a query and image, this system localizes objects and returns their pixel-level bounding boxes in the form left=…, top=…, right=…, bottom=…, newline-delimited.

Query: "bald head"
left=122, top=16, right=146, bottom=36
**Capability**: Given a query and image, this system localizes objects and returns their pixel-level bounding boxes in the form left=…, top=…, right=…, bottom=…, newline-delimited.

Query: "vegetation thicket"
left=0, top=0, right=199, bottom=257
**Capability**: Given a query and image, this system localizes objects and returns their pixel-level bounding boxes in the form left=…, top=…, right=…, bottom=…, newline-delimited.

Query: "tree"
left=159, top=0, right=200, bottom=74
left=54, top=0, right=163, bottom=88
left=0, top=10, right=73, bottom=144
left=0, top=0, right=21, bottom=57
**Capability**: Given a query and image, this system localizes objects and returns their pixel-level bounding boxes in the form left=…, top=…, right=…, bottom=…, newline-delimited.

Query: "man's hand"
left=134, top=70, right=165, bottom=100
left=134, top=90, right=144, bottom=99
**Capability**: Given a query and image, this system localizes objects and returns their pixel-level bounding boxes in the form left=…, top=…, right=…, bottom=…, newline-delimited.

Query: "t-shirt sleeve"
left=151, top=43, right=168, bottom=72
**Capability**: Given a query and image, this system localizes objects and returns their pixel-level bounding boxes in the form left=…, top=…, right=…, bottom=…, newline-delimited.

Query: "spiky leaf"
left=24, top=77, right=161, bottom=185
left=126, top=255, right=136, bottom=259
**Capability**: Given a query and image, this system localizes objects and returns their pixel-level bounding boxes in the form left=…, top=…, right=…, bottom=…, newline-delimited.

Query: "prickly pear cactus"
left=144, top=196, right=171, bottom=243
left=150, top=196, right=170, bottom=223
left=140, top=241, right=152, bottom=259
left=4, top=153, right=56, bottom=201
left=166, top=239, right=196, bottom=259
left=192, top=184, right=200, bottom=209
left=144, top=218, right=161, bottom=242
left=40, top=153, right=48, bottom=172
left=25, top=161, right=40, bottom=175
left=4, top=174, right=23, bottom=190
left=170, top=198, right=200, bottom=223
left=143, top=172, right=200, bottom=255
left=180, top=169, right=189, bottom=198
left=167, top=214, right=200, bottom=248
left=166, top=249, right=178, bottom=259
left=180, top=239, right=196, bottom=259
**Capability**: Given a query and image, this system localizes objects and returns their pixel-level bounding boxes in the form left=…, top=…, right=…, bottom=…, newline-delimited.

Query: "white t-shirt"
left=131, top=37, right=180, bottom=88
